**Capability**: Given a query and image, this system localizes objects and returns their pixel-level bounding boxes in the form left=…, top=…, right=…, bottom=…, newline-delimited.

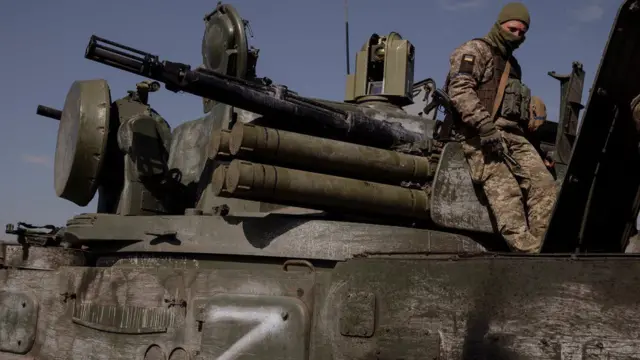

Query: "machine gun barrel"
left=84, top=35, right=423, bottom=148
left=36, top=105, right=62, bottom=120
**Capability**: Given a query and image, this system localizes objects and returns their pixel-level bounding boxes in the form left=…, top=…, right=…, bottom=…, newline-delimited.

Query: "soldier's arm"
left=446, top=41, right=493, bottom=129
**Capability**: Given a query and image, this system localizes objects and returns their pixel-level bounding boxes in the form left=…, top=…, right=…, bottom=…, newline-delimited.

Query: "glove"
left=543, top=152, right=555, bottom=169
left=478, top=121, right=503, bottom=155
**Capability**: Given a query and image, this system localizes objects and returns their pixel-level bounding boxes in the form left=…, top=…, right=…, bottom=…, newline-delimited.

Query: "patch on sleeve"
left=458, top=54, right=475, bottom=75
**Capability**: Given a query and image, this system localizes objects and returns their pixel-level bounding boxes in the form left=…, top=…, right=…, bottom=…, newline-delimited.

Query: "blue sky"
left=0, top=0, right=620, bottom=238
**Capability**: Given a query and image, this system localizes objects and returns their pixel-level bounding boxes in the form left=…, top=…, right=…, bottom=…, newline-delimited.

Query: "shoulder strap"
left=491, top=58, right=511, bottom=120
left=470, top=38, right=510, bottom=119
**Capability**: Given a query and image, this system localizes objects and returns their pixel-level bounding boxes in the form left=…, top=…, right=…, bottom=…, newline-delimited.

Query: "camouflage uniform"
left=444, top=4, right=556, bottom=253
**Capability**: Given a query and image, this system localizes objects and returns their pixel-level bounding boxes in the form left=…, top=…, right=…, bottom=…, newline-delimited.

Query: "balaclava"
left=486, top=2, right=530, bottom=57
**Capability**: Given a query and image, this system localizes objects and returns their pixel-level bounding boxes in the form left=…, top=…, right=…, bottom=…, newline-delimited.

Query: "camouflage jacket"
left=445, top=37, right=522, bottom=132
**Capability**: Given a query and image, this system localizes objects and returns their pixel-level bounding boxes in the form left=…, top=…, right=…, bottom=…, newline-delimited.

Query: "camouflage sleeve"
left=446, top=40, right=493, bottom=129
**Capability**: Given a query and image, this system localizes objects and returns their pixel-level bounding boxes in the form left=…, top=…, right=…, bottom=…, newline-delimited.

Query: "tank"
left=3, top=1, right=640, bottom=359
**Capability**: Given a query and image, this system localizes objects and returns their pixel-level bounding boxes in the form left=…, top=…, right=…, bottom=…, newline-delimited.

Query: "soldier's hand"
left=542, top=152, right=554, bottom=169
left=543, top=158, right=554, bottom=168
left=478, top=122, right=503, bottom=155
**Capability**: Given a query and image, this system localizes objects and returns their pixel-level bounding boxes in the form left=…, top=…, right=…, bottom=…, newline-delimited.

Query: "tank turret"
left=36, top=78, right=176, bottom=215
left=8, top=2, right=640, bottom=360
left=34, top=5, right=589, bottom=236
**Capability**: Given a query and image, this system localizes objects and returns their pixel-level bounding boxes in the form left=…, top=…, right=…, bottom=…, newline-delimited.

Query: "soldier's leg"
left=504, top=131, right=557, bottom=245
left=462, top=141, right=539, bottom=252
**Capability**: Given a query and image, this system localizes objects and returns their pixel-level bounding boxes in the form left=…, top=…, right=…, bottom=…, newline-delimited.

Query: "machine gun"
left=5, top=222, right=61, bottom=246
left=423, top=88, right=452, bottom=116
left=425, top=88, right=523, bottom=170
left=84, top=35, right=424, bottom=150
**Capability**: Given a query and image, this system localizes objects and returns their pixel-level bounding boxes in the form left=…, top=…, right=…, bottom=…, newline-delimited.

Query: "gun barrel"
left=85, top=35, right=157, bottom=76
left=36, top=105, right=62, bottom=120
left=214, top=159, right=430, bottom=219
left=228, top=123, right=431, bottom=185
left=84, top=35, right=424, bottom=149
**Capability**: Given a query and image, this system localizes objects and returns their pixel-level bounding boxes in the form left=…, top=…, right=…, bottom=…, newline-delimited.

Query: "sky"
left=0, top=0, right=622, bottom=240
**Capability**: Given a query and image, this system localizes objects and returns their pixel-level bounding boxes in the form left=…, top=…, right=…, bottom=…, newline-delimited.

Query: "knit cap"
left=498, top=2, right=530, bottom=28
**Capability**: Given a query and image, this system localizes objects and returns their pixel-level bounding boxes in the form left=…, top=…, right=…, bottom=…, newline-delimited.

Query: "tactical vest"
left=473, top=37, right=523, bottom=117
left=442, top=38, right=530, bottom=139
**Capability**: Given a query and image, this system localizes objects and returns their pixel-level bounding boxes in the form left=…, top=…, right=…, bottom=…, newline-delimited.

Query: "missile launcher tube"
left=211, top=164, right=229, bottom=196
left=216, top=159, right=430, bottom=219
left=228, top=123, right=431, bottom=185
left=210, top=128, right=231, bottom=160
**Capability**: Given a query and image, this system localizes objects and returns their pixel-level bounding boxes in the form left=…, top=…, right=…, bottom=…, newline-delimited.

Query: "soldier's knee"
left=539, top=175, right=557, bottom=195
left=530, top=168, right=556, bottom=191
left=484, top=178, right=522, bottom=201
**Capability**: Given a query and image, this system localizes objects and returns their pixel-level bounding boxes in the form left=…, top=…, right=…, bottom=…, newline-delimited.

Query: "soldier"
left=444, top=2, right=557, bottom=253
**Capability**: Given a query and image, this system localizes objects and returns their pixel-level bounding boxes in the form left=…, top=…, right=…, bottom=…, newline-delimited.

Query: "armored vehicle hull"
left=3, top=1, right=640, bottom=359
left=3, top=250, right=640, bottom=359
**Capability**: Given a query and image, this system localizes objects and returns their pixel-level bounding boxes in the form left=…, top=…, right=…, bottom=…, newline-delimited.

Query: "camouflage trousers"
left=462, top=129, right=557, bottom=253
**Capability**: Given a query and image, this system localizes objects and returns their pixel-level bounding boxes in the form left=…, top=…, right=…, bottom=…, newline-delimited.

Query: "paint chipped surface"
left=317, top=257, right=640, bottom=359
left=431, top=142, right=495, bottom=233
left=4, top=251, right=640, bottom=359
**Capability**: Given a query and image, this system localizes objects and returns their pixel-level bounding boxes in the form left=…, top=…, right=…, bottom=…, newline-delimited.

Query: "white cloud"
left=437, top=0, right=485, bottom=11
left=571, top=4, right=604, bottom=23
left=21, top=154, right=52, bottom=167
left=564, top=1, right=605, bottom=34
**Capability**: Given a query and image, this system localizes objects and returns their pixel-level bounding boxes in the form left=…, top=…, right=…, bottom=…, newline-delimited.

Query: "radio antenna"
left=344, top=0, right=350, bottom=75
